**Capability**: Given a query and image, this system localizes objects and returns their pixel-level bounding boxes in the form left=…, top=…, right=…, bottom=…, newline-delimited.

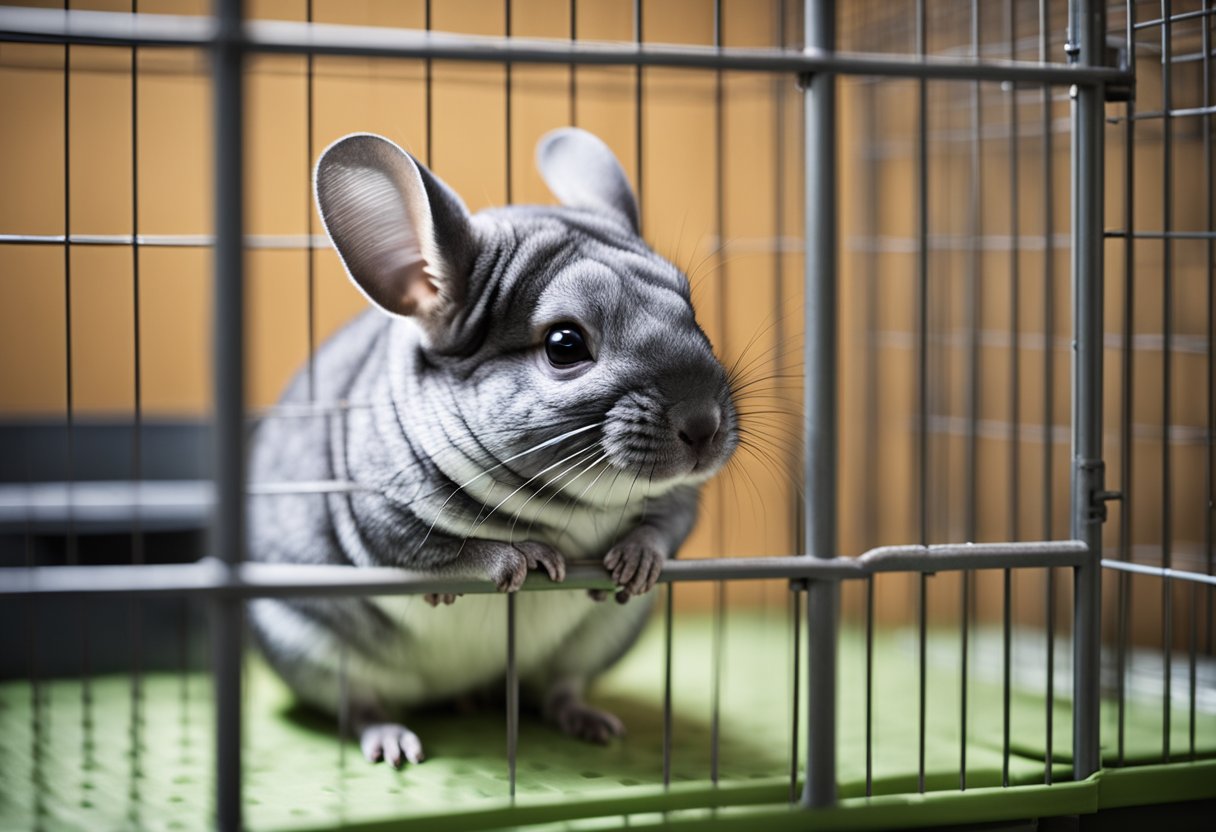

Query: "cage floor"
left=2, top=606, right=1213, bottom=832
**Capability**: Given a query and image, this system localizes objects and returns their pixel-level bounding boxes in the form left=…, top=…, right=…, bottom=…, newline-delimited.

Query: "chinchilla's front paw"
left=488, top=541, right=566, bottom=592
left=602, top=534, right=665, bottom=604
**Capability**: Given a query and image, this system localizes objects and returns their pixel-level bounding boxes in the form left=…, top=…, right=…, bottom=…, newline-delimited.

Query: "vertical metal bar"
left=305, top=0, right=315, bottom=399
left=1008, top=0, right=1022, bottom=547
left=505, top=0, right=513, bottom=205
left=710, top=582, right=724, bottom=784
left=960, top=1, right=982, bottom=793
left=633, top=0, right=644, bottom=220
left=424, top=0, right=432, bottom=168
left=1041, top=0, right=1057, bottom=786
left=1189, top=582, right=1198, bottom=757
left=662, top=583, right=673, bottom=789
left=802, top=0, right=838, bottom=810
left=709, top=0, right=724, bottom=789
left=1116, top=0, right=1136, bottom=770
left=917, top=572, right=927, bottom=793
left=62, top=0, right=76, bottom=570
left=915, top=0, right=929, bottom=797
left=505, top=3, right=518, bottom=798
left=211, top=0, right=246, bottom=829
left=1205, top=0, right=1215, bottom=659
left=506, top=594, right=517, bottom=799
left=864, top=576, right=874, bottom=797
left=1160, top=0, right=1174, bottom=765
left=1004, top=8, right=1021, bottom=785
left=1068, top=0, right=1106, bottom=782
left=129, top=7, right=146, bottom=801
left=568, top=0, right=576, bottom=125
left=788, top=587, right=801, bottom=802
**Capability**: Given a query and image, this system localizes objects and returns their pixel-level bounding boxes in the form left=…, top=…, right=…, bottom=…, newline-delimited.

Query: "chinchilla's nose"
left=671, top=400, right=722, bottom=453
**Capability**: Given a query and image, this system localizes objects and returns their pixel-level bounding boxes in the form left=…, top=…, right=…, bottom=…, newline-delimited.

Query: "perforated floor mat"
left=2, top=607, right=1212, bottom=831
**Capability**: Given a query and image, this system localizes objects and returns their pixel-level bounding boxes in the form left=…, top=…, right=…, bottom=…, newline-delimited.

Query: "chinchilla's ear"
left=536, top=127, right=639, bottom=233
left=314, top=133, right=476, bottom=328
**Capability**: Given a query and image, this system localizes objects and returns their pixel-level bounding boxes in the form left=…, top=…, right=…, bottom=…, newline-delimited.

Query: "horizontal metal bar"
left=0, top=232, right=330, bottom=249
left=0, top=479, right=369, bottom=533
left=1108, top=104, right=1216, bottom=122
left=1105, top=229, right=1216, bottom=241
left=0, top=7, right=1130, bottom=85
left=1133, top=7, right=1216, bottom=29
left=0, top=541, right=1089, bottom=600
left=1101, top=559, right=1216, bottom=587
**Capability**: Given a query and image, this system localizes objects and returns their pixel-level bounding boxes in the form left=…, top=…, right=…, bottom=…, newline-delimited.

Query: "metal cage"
left=0, top=1, right=1212, bottom=830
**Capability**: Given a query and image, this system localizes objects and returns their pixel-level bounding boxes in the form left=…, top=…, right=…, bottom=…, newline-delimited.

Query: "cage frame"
left=1, top=0, right=1211, bottom=830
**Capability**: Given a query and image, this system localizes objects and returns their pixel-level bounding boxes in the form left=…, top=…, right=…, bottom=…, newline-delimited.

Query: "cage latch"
left=1076, top=459, right=1119, bottom=523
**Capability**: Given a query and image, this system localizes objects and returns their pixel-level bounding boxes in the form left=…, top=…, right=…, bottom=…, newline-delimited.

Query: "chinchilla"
left=247, top=127, right=738, bottom=767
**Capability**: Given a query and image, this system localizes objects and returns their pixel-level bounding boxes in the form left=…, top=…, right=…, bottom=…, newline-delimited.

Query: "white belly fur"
left=355, top=588, right=599, bottom=708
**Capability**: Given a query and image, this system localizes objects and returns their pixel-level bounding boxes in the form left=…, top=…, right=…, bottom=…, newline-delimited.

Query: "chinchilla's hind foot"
left=360, top=723, right=426, bottom=768
left=554, top=700, right=625, bottom=745
left=544, top=681, right=625, bottom=745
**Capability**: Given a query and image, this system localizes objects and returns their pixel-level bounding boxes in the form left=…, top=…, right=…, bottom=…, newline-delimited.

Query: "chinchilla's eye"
left=544, top=324, right=592, bottom=366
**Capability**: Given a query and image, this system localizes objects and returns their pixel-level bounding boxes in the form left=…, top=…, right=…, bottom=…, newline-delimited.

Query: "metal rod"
left=567, top=0, right=575, bottom=125
left=1161, top=0, right=1175, bottom=765
left=507, top=593, right=517, bottom=799
left=0, top=542, right=1096, bottom=600
left=1206, top=0, right=1216, bottom=659
left=864, top=577, right=873, bottom=797
left=1002, top=568, right=1012, bottom=786
left=304, top=0, right=315, bottom=400
left=710, top=0, right=724, bottom=788
left=803, top=0, right=837, bottom=809
left=1008, top=0, right=1022, bottom=549
left=1068, top=0, right=1106, bottom=782
left=789, top=586, right=801, bottom=802
left=1102, top=559, right=1216, bottom=586
left=966, top=0, right=982, bottom=548
left=424, top=0, right=432, bottom=168
left=1042, top=0, right=1056, bottom=787
left=662, top=583, right=673, bottom=789
left=211, top=0, right=245, bottom=828
left=916, top=0, right=928, bottom=797
left=917, top=572, right=927, bottom=793
left=710, top=581, right=724, bottom=785
left=1116, top=0, right=1137, bottom=775
left=633, top=0, right=643, bottom=219
left=0, top=7, right=1134, bottom=84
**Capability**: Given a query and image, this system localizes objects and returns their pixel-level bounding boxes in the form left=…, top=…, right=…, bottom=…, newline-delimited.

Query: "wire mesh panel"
left=0, top=1, right=1212, bottom=831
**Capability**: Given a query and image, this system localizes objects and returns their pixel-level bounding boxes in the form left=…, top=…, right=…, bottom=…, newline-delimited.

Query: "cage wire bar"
left=0, top=0, right=1150, bottom=827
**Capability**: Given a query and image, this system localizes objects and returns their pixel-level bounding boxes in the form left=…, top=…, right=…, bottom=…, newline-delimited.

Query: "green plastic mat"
left=2, top=606, right=1213, bottom=831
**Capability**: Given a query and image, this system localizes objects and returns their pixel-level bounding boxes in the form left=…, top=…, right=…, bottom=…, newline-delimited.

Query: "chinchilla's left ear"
left=314, top=133, right=477, bottom=334
left=536, top=127, right=639, bottom=233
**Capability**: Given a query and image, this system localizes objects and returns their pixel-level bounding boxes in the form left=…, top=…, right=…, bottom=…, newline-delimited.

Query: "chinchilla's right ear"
left=314, top=133, right=476, bottom=334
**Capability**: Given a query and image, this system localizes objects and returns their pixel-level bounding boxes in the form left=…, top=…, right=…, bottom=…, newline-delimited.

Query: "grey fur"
left=248, top=129, right=737, bottom=763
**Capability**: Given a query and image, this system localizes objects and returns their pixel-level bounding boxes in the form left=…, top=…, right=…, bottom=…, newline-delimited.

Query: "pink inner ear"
left=391, top=256, right=439, bottom=317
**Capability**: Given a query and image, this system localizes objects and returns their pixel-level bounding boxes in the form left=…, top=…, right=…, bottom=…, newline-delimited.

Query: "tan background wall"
left=0, top=1, right=1211, bottom=648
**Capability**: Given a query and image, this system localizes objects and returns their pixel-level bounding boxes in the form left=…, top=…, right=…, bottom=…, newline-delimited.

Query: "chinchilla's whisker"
left=385, top=420, right=604, bottom=511
left=609, top=467, right=645, bottom=546
left=514, top=448, right=609, bottom=546
left=549, top=451, right=616, bottom=546
left=456, top=441, right=604, bottom=551
left=505, top=444, right=605, bottom=543
left=734, top=440, right=806, bottom=500
left=410, top=424, right=604, bottom=553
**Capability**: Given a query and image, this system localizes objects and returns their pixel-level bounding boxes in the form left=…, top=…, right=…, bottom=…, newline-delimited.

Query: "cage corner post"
left=211, top=0, right=247, bottom=829
left=1068, top=0, right=1106, bottom=783
left=802, top=0, right=839, bottom=810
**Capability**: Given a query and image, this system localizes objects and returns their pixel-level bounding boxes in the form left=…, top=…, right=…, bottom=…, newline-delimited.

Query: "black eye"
left=544, top=324, right=592, bottom=367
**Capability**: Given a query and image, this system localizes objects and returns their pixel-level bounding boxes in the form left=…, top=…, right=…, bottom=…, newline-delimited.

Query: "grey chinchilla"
left=248, top=127, right=738, bottom=766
